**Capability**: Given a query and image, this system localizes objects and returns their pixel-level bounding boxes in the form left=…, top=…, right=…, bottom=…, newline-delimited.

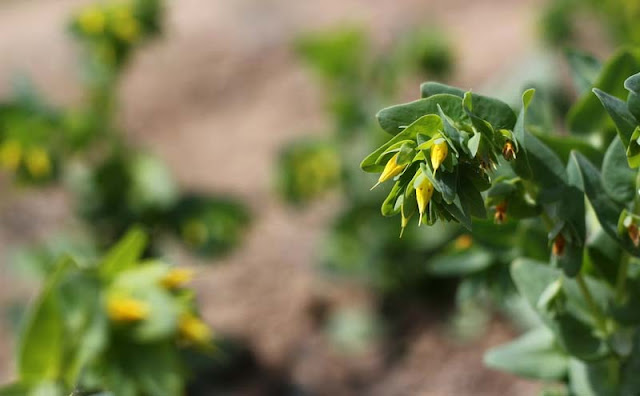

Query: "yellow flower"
left=430, top=140, right=448, bottom=171
left=415, top=176, right=434, bottom=226
left=161, top=268, right=194, bottom=290
left=25, top=147, right=51, bottom=178
left=113, top=16, right=141, bottom=43
left=454, top=234, right=473, bottom=250
left=77, top=6, right=106, bottom=35
left=107, top=296, right=149, bottom=322
left=179, top=313, right=212, bottom=344
left=371, top=152, right=407, bottom=190
left=0, top=140, right=22, bottom=172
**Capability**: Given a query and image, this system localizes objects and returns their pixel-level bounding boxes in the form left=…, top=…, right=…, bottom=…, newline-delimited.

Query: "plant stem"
left=576, top=273, right=608, bottom=336
left=615, top=253, right=630, bottom=304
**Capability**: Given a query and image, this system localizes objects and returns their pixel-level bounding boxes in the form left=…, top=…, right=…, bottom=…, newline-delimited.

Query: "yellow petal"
left=430, top=141, right=448, bottom=171
left=107, top=296, right=149, bottom=322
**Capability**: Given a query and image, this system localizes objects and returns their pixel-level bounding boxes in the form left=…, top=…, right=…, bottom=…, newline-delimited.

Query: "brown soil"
left=0, top=0, right=547, bottom=394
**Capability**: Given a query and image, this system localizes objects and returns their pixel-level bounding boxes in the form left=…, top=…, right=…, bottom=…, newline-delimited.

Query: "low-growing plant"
left=0, top=229, right=212, bottom=395
left=359, top=45, right=640, bottom=393
left=0, top=0, right=249, bottom=258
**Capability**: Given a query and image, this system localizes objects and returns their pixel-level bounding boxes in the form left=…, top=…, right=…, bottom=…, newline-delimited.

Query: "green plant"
left=359, top=46, right=640, bottom=392
left=0, top=0, right=249, bottom=257
left=0, top=229, right=212, bottom=395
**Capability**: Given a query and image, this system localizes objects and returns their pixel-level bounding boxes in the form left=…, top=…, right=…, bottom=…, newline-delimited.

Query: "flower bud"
left=161, top=268, right=194, bottom=290
left=552, top=234, right=566, bottom=257
left=77, top=6, right=106, bottom=35
left=371, top=152, right=407, bottom=190
left=628, top=223, right=640, bottom=247
left=107, top=296, right=149, bottom=322
left=430, top=141, right=448, bottom=171
left=502, top=141, right=516, bottom=161
left=25, top=147, right=51, bottom=178
left=494, top=201, right=507, bottom=224
left=416, top=177, right=434, bottom=226
left=179, top=313, right=212, bottom=344
left=0, top=140, right=21, bottom=172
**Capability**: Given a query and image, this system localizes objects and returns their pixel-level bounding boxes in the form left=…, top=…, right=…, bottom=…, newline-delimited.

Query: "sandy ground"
left=0, top=0, right=547, bottom=394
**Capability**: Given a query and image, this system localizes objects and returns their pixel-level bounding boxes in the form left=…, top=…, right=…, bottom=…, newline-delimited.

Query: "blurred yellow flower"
left=0, top=140, right=22, bottom=172
left=430, top=140, right=448, bottom=171
left=77, top=6, right=106, bottom=35
left=454, top=234, right=473, bottom=250
left=179, top=313, right=212, bottom=344
left=107, top=296, right=149, bottom=322
left=371, top=152, right=407, bottom=190
left=161, top=268, right=194, bottom=289
left=113, top=16, right=141, bottom=42
left=25, top=147, right=51, bottom=178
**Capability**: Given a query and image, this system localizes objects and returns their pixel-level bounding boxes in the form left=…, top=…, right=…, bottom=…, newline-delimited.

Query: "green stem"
left=576, top=273, right=608, bottom=336
left=615, top=253, right=630, bottom=304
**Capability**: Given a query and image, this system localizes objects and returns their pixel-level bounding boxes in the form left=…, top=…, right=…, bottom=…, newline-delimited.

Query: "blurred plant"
left=0, top=229, right=212, bottom=395
left=539, top=0, right=640, bottom=47
left=0, top=0, right=250, bottom=258
left=276, top=27, right=475, bottom=305
left=359, top=45, right=640, bottom=393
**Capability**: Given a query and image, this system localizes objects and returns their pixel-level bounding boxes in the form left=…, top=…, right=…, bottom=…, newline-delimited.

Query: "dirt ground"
left=0, top=0, right=548, bottom=394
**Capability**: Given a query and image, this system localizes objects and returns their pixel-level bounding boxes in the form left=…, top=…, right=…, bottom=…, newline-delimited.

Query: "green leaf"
left=484, top=327, right=568, bottom=380
left=572, top=152, right=640, bottom=257
left=420, top=82, right=517, bottom=130
left=592, top=88, right=637, bottom=149
left=362, top=115, right=442, bottom=172
left=626, top=126, right=640, bottom=168
left=568, top=358, right=620, bottom=396
left=621, top=330, right=640, bottom=394
left=586, top=229, right=621, bottom=287
left=0, top=383, right=28, bottom=396
left=602, top=136, right=636, bottom=204
left=532, top=130, right=602, bottom=165
left=568, top=49, right=639, bottom=135
left=513, top=89, right=536, bottom=180
left=427, top=249, right=493, bottom=276
left=18, top=257, right=73, bottom=383
left=100, top=228, right=148, bottom=279
left=511, top=259, right=609, bottom=360
left=565, top=49, right=602, bottom=95
left=376, top=94, right=466, bottom=136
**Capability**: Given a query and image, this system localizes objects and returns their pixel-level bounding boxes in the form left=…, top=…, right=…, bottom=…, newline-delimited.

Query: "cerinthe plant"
left=362, top=47, right=640, bottom=393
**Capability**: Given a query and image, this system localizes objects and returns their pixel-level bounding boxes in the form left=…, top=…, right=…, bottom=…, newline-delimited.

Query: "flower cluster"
left=362, top=83, right=520, bottom=234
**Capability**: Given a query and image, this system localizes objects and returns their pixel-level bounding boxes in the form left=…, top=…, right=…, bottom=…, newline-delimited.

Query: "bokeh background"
left=0, top=0, right=623, bottom=394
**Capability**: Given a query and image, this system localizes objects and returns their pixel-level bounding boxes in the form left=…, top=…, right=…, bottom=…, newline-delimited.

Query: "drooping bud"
left=416, top=177, right=434, bottom=226
left=107, top=296, right=149, bottom=322
left=179, top=313, right=212, bottom=344
left=400, top=204, right=411, bottom=238
left=25, top=147, right=51, bottom=178
left=161, top=268, right=194, bottom=290
left=494, top=201, right=508, bottom=224
left=628, top=223, right=640, bottom=247
left=552, top=234, right=566, bottom=257
left=77, top=5, right=106, bottom=35
left=454, top=234, right=473, bottom=250
left=371, top=152, right=407, bottom=190
left=430, top=140, right=448, bottom=172
left=0, top=140, right=22, bottom=172
left=502, top=141, right=516, bottom=161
